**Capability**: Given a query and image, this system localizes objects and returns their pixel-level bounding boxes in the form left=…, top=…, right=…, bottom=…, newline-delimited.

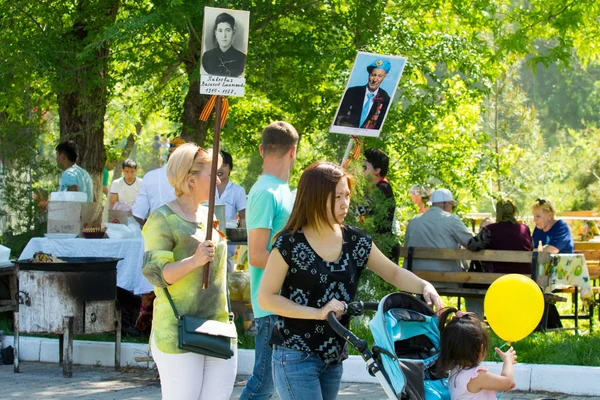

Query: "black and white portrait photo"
left=201, top=7, right=249, bottom=78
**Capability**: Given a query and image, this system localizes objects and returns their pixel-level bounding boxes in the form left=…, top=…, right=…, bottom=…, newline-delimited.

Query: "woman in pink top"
left=437, top=308, right=517, bottom=400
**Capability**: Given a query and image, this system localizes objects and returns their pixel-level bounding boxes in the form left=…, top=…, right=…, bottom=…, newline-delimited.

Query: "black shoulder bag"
left=164, top=288, right=236, bottom=359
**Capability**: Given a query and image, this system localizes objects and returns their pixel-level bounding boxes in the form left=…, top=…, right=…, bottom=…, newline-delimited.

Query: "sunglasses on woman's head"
left=536, top=198, right=546, bottom=205
left=193, top=147, right=208, bottom=160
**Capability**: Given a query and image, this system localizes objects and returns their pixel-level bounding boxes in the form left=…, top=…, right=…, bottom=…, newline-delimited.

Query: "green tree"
left=1, top=0, right=121, bottom=202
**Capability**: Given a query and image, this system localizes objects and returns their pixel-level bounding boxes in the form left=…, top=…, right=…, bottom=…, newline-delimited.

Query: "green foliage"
left=2, top=0, right=600, bottom=241
left=488, top=330, right=600, bottom=366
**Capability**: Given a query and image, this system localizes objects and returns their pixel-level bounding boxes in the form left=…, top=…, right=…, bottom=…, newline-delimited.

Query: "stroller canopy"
left=369, top=292, right=448, bottom=400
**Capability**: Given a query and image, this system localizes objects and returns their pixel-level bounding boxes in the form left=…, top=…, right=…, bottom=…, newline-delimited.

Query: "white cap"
left=431, top=188, right=456, bottom=204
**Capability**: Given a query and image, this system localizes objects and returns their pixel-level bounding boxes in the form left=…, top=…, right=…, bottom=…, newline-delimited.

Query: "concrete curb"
left=3, top=336, right=599, bottom=395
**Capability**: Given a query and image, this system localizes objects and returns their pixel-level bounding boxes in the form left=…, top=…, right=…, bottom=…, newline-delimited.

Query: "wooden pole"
left=341, top=138, right=354, bottom=166
left=202, top=96, right=222, bottom=289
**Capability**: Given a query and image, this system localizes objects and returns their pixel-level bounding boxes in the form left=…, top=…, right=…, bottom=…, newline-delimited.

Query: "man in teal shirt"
left=55, top=140, right=94, bottom=202
left=241, top=121, right=298, bottom=400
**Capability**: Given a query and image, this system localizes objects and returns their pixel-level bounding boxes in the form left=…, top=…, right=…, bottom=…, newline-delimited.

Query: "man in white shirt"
left=216, top=150, right=247, bottom=272
left=132, top=137, right=186, bottom=227
left=109, top=159, right=142, bottom=211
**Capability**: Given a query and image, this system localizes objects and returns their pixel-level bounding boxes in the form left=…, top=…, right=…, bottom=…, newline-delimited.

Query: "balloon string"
left=494, top=341, right=511, bottom=362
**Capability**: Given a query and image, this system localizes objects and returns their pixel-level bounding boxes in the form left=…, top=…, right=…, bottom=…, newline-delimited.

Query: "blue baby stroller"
left=328, top=292, right=449, bottom=400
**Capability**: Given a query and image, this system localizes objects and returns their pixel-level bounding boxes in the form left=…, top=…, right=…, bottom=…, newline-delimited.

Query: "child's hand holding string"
left=495, top=346, right=517, bottom=365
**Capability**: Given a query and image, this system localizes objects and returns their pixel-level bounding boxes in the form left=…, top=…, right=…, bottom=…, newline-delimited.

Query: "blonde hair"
left=531, top=198, right=557, bottom=216
left=409, top=184, right=432, bottom=201
left=167, top=143, right=220, bottom=197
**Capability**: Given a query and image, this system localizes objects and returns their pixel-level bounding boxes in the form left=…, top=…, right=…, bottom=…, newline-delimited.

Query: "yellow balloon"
left=484, top=274, right=544, bottom=342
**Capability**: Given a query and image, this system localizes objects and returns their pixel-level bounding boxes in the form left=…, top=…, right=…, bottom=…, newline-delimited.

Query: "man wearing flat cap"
left=334, top=58, right=392, bottom=130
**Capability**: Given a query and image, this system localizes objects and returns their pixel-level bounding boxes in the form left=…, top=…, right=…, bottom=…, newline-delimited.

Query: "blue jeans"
left=272, top=346, right=343, bottom=400
left=240, top=315, right=277, bottom=400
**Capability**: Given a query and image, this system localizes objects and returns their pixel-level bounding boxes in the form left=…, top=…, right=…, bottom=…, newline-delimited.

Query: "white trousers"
left=151, top=334, right=238, bottom=400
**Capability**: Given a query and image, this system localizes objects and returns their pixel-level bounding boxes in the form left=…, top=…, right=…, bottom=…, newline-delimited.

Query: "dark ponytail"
left=437, top=307, right=488, bottom=373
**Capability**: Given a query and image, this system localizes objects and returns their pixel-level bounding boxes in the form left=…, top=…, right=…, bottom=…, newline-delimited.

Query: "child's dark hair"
left=437, top=307, right=488, bottom=373
left=364, top=148, right=389, bottom=177
left=122, top=159, right=137, bottom=169
left=55, top=140, right=78, bottom=163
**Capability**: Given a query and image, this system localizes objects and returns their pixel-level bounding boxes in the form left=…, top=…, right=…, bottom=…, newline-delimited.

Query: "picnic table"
left=542, top=254, right=593, bottom=301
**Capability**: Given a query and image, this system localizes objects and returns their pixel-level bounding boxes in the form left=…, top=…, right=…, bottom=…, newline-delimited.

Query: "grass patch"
left=2, top=292, right=597, bottom=366
left=488, top=330, right=600, bottom=366
left=235, top=294, right=600, bottom=367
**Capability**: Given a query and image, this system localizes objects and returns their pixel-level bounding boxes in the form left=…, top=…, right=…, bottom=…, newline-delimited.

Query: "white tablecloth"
left=19, top=238, right=153, bottom=295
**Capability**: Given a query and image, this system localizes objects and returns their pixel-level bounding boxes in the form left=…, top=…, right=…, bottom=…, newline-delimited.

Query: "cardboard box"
left=107, top=210, right=130, bottom=225
left=47, top=202, right=101, bottom=234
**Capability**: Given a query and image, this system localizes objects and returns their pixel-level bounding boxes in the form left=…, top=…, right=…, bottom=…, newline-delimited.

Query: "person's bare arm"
left=103, top=186, right=109, bottom=195
left=109, top=193, right=118, bottom=209
left=248, top=228, right=271, bottom=269
left=468, top=347, right=517, bottom=392
left=542, top=245, right=560, bottom=254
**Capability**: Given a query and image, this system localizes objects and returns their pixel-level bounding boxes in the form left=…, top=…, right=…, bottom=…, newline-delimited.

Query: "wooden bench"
left=573, top=242, right=600, bottom=323
left=398, top=247, right=568, bottom=330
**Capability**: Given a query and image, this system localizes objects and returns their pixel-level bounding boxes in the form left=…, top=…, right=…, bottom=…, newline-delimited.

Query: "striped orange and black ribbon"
left=199, top=95, right=229, bottom=128
left=343, top=136, right=362, bottom=168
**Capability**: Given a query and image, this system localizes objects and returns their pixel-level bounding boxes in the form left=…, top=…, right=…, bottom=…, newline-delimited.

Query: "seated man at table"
left=55, top=140, right=94, bottom=202
left=403, top=188, right=476, bottom=273
left=403, top=188, right=484, bottom=315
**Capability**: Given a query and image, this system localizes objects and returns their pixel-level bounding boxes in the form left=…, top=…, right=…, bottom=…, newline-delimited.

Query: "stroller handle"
left=347, top=301, right=379, bottom=316
left=327, top=312, right=368, bottom=353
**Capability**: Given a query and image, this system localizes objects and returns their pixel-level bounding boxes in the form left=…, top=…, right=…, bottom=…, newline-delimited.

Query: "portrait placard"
left=200, top=7, right=250, bottom=97
left=330, top=52, right=407, bottom=137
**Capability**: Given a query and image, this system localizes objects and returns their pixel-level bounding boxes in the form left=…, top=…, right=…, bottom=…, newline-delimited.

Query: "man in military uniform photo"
left=334, top=58, right=391, bottom=130
left=201, top=12, right=247, bottom=77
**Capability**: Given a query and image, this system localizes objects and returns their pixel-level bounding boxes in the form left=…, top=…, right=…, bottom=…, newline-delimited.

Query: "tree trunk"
left=56, top=0, right=119, bottom=203
left=181, top=22, right=211, bottom=146
left=113, top=117, right=144, bottom=181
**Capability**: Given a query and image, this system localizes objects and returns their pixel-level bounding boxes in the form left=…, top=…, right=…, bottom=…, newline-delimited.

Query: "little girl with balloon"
left=437, top=308, right=517, bottom=400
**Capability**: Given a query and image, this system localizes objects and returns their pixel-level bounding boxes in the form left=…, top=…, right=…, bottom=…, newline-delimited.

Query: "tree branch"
left=254, top=0, right=321, bottom=32
left=520, top=0, right=579, bottom=32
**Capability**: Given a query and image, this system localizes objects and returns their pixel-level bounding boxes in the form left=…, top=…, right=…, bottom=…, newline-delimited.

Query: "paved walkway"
left=0, top=362, right=595, bottom=399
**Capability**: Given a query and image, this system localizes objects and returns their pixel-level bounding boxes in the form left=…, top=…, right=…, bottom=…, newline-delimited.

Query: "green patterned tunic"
left=142, top=204, right=233, bottom=354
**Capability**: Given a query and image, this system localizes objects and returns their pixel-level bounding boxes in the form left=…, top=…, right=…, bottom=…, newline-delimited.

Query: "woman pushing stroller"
left=258, top=161, right=443, bottom=400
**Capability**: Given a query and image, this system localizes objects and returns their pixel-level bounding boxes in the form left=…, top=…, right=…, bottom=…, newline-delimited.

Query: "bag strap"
left=164, top=287, right=180, bottom=320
